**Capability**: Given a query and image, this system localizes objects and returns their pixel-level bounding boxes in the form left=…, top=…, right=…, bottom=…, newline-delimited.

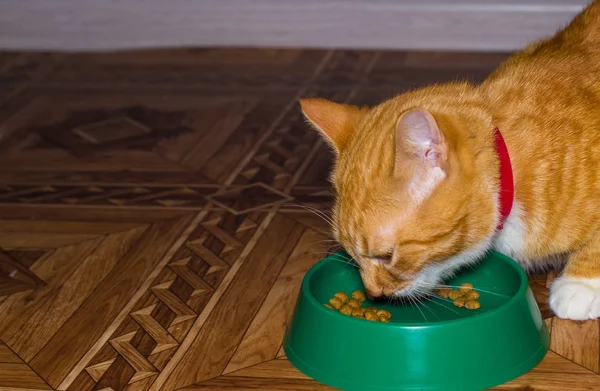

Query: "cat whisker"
left=433, top=284, right=511, bottom=299
left=284, top=203, right=335, bottom=227
left=422, top=287, right=492, bottom=313
left=411, top=284, right=462, bottom=315
left=328, top=255, right=359, bottom=268
left=285, top=250, right=351, bottom=265
left=386, top=295, right=400, bottom=307
left=302, top=240, right=342, bottom=256
left=408, top=293, right=429, bottom=323
left=405, top=294, right=415, bottom=312
left=412, top=292, right=441, bottom=321
left=305, top=239, right=341, bottom=249
left=335, top=261, right=359, bottom=269
left=411, top=285, right=439, bottom=297
left=426, top=295, right=461, bottom=315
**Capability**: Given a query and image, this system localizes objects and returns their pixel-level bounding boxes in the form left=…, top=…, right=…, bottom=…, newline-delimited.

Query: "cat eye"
left=373, top=253, right=393, bottom=264
left=359, top=252, right=393, bottom=264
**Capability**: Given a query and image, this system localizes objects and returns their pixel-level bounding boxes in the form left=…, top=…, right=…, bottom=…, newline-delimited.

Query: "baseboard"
left=0, top=0, right=589, bottom=52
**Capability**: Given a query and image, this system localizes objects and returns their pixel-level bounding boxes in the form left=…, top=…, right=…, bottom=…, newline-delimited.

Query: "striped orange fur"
left=301, top=0, right=600, bottom=320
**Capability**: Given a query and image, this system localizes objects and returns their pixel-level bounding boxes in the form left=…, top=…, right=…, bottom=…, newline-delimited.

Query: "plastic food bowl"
left=284, top=251, right=549, bottom=391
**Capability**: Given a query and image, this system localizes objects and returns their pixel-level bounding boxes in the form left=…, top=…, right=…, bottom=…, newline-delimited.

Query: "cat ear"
left=299, top=98, right=365, bottom=152
left=395, top=108, right=447, bottom=166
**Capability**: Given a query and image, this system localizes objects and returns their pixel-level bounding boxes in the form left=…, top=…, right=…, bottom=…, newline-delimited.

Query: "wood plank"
left=0, top=250, right=45, bottom=296
left=130, top=305, right=179, bottom=354
left=94, top=354, right=137, bottom=391
left=491, top=351, right=600, bottom=390
left=192, top=353, right=600, bottom=391
left=56, top=211, right=208, bottom=391
left=546, top=270, right=560, bottom=288
left=0, top=219, right=144, bottom=234
left=0, top=343, right=22, bottom=364
left=4, top=226, right=147, bottom=361
left=179, top=375, right=337, bottom=391
left=225, top=359, right=310, bottom=380
left=0, top=279, right=32, bottom=297
left=124, top=373, right=158, bottom=391
left=225, top=353, right=600, bottom=388
left=156, top=99, right=256, bottom=170
left=0, top=170, right=213, bottom=186
left=6, top=250, right=47, bottom=268
left=0, top=204, right=192, bottom=223
left=150, top=282, right=197, bottom=325
left=29, top=214, right=193, bottom=388
left=162, top=213, right=305, bottom=389
left=0, top=363, right=51, bottom=390
left=492, top=371, right=600, bottom=390
left=200, top=94, right=297, bottom=184
left=0, top=251, right=42, bottom=287
left=225, top=229, right=328, bottom=373
left=65, top=371, right=96, bottom=391
left=550, top=318, right=600, bottom=373
left=1, top=47, right=600, bottom=391
left=276, top=346, right=286, bottom=358
left=109, top=332, right=158, bottom=375
left=529, top=282, right=554, bottom=319
left=0, top=232, right=102, bottom=249
left=281, top=211, right=334, bottom=237
left=0, top=150, right=185, bottom=172
left=0, top=238, right=104, bottom=340
left=534, top=351, right=597, bottom=374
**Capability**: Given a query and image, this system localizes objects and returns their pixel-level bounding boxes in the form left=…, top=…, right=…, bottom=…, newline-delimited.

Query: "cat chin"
left=392, top=236, right=494, bottom=298
left=492, top=202, right=527, bottom=261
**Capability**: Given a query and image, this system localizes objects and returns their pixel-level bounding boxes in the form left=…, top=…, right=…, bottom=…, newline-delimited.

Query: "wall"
left=0, top=0, right=590, bottom=52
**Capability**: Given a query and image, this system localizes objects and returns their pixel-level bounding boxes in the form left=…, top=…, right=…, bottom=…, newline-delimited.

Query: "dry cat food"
left=435, top=283, right=481, bottom=310
left=328, top=297, right=344, bottom=310
left=325, top=290, right=392, bottom=322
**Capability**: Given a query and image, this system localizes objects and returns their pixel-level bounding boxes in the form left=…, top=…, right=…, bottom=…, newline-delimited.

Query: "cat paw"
left=549, top=276, right=600, bottom=320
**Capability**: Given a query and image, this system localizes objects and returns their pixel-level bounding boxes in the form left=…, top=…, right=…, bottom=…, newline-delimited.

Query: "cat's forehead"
left=335, top=182, right=415, bottom=241
left=335, top=140, right=394, bottom=185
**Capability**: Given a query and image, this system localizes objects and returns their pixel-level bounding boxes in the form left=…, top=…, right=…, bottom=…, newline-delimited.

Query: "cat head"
left=300, top=85, right=499, bottom=298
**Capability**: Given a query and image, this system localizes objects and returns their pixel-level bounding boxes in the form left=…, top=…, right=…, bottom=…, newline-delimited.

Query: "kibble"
left=448, top=290, right=463, bottom=301
left=329, top=297, right=343, bottom=310
left=465, top=290, right=480, bottom=300
left=352, top=290, right=367, bottom=302
left=465, top=300, right=481, bottom=310
left=376, top=309, right=392, bottom=319
left=453, top=298, right=466, bottom=308
left=347, top=299, right=362, bottom=309
left=334, top=292, right=350, bottom=303
left=339, top=304, right=353, bottom=316
left=324, top=290, right=392, bottom=322
left=435, top=282, right=482, bottom=311
left=365, top=311, right=379, bottom=321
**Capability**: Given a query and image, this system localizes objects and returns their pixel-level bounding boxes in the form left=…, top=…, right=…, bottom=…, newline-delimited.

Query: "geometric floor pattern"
left=0, top=48, right=598, bottom=390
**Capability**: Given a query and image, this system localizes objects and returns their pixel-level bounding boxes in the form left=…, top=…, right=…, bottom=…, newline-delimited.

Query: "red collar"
left=494, top=128, right=514, bottom=230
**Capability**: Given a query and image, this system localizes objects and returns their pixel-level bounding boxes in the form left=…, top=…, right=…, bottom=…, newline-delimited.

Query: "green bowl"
left=284, top=251, right=549, bottom=391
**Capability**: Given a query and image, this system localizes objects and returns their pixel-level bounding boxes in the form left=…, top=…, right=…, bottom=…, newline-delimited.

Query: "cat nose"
left=366, top=287, right=383, bottom=299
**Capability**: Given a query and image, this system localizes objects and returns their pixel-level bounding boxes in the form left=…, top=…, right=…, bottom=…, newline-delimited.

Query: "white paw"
left=549, top=276, right=600, bottom=320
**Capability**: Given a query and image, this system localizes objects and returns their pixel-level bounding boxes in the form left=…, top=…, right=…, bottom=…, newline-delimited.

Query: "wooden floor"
left=0, top=48, right=598, bottom=391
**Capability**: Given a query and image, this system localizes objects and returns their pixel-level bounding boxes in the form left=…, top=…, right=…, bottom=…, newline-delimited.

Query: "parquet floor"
left=0, top=48, right=598, bottom=391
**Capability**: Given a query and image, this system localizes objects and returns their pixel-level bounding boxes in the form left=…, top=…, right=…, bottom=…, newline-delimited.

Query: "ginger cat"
left=300, top=0, right=600, bottom=320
